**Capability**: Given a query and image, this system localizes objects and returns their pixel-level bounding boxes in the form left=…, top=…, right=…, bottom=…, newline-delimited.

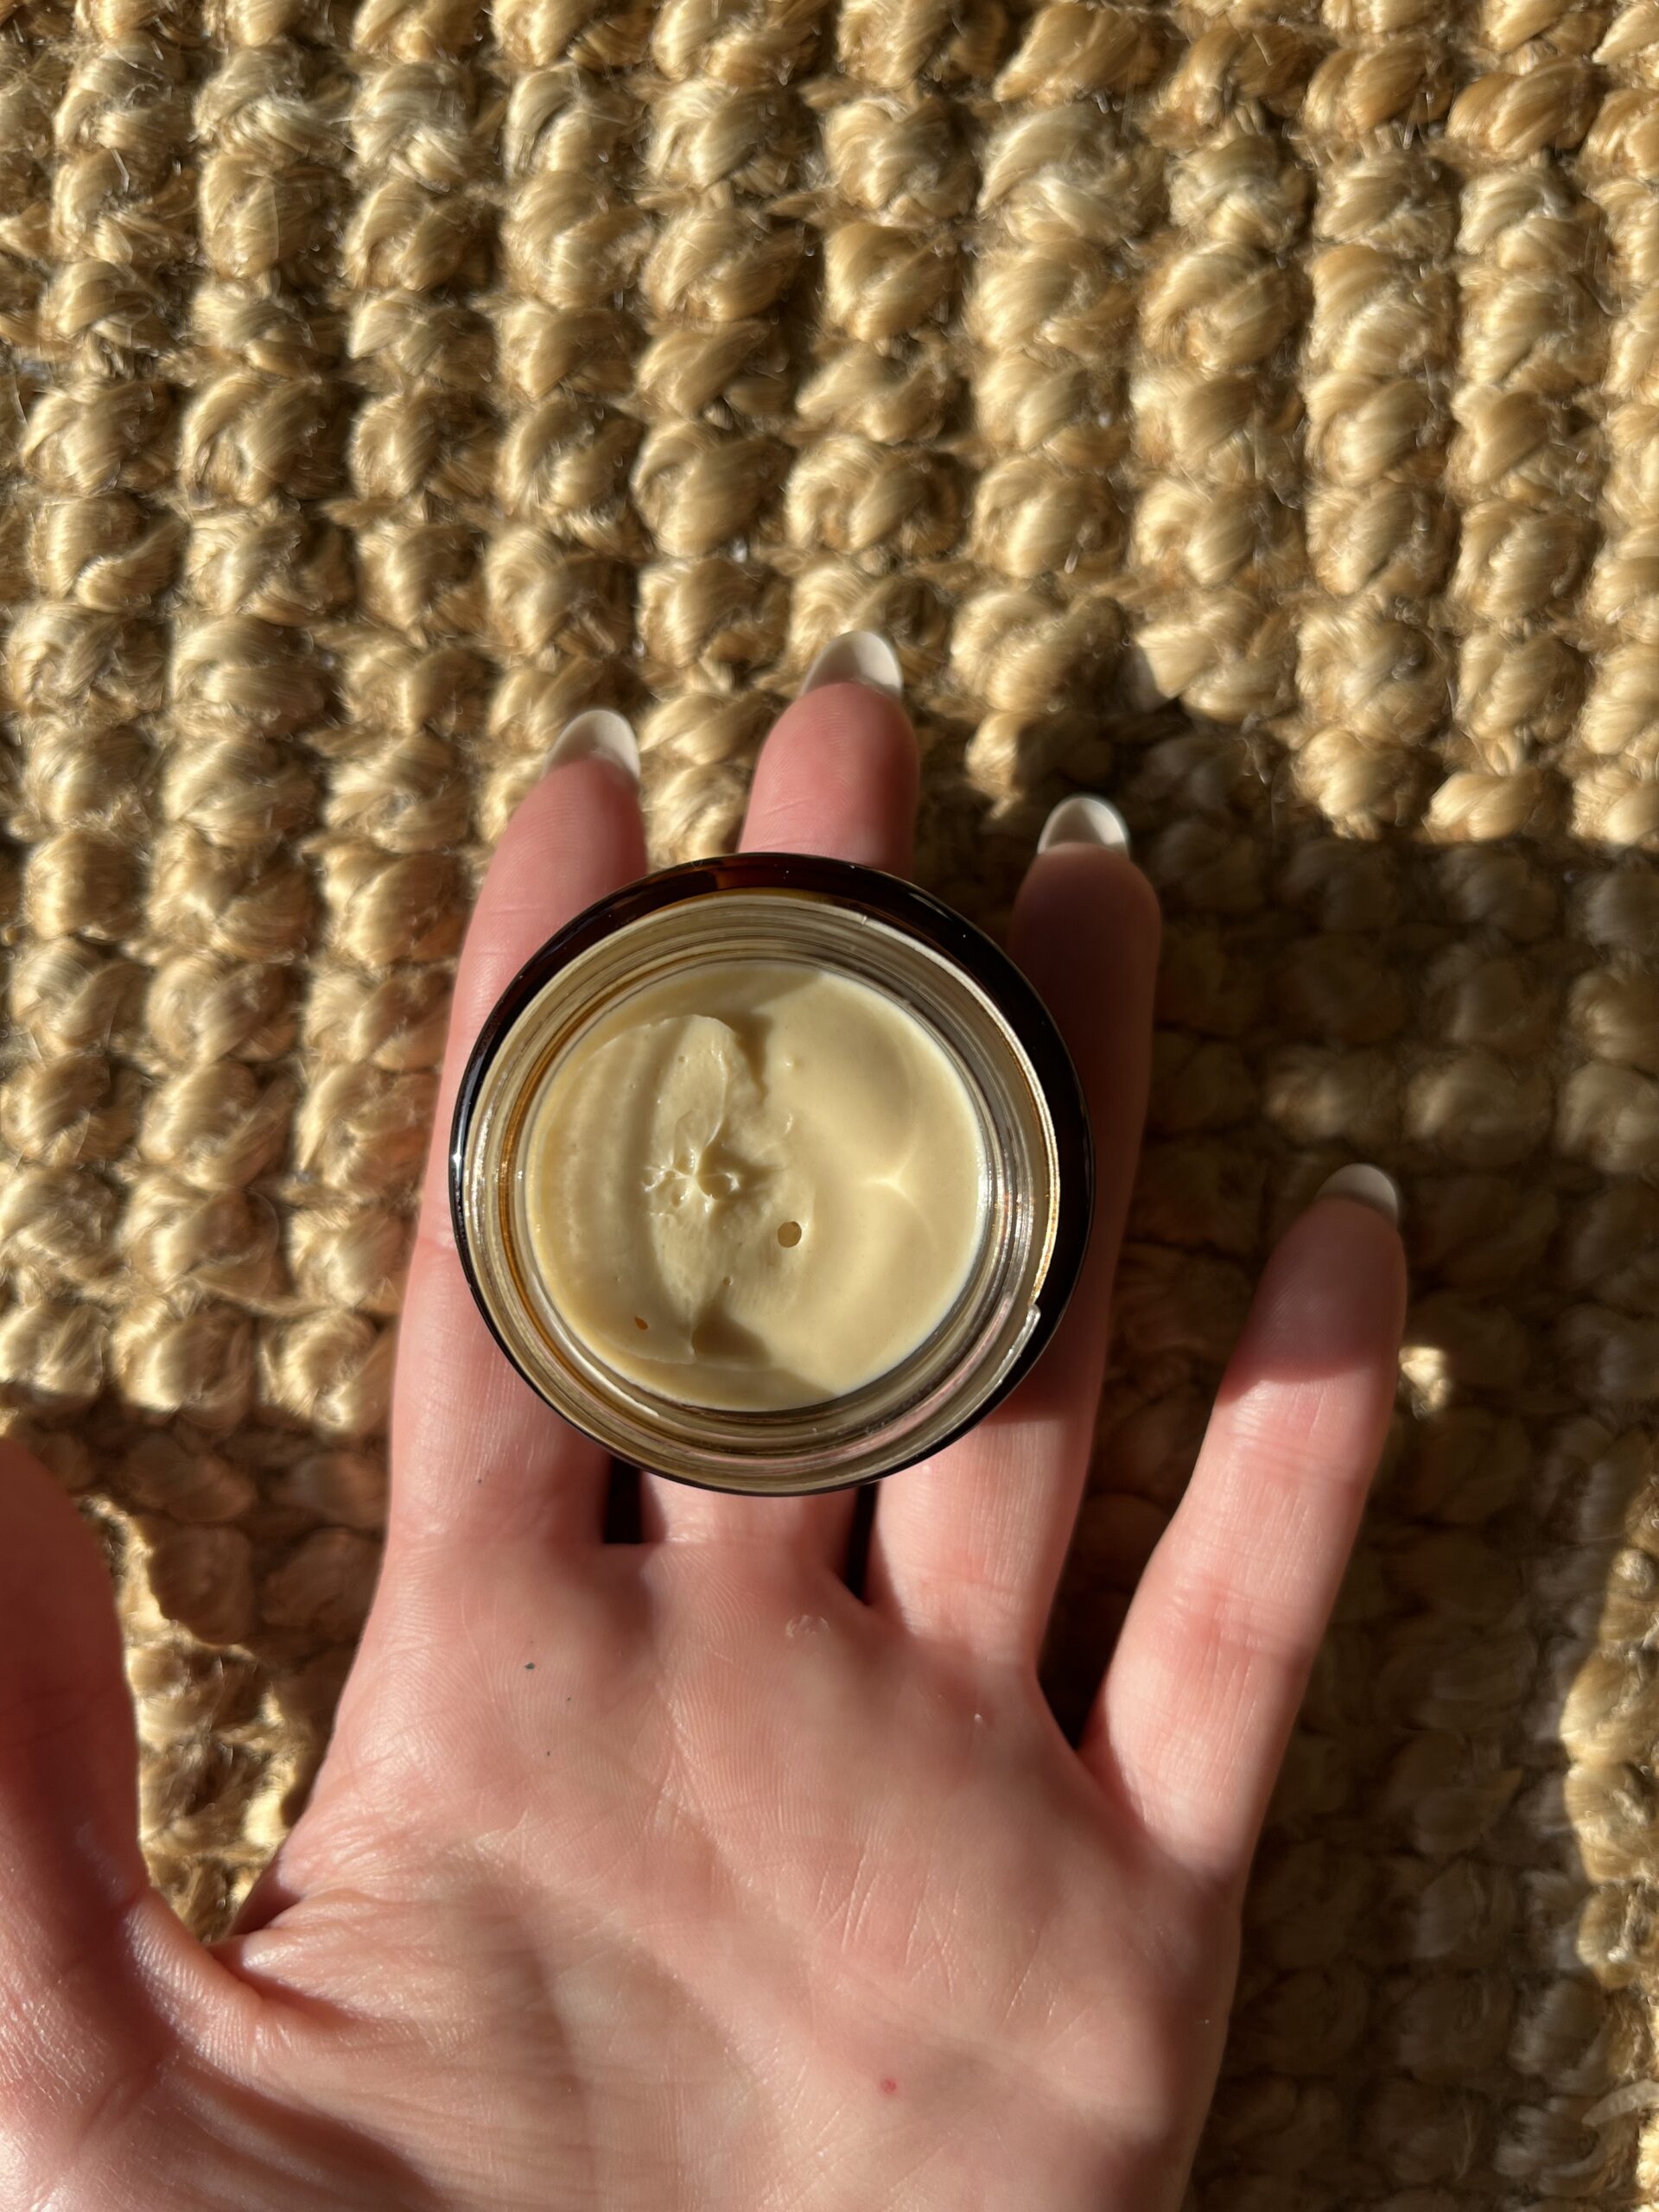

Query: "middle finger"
left=641, top=636, right=918, bottom=1571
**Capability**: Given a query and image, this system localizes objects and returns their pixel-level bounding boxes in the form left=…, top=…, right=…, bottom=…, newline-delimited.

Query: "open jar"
left=450, top=855, right=1091, bottom=1496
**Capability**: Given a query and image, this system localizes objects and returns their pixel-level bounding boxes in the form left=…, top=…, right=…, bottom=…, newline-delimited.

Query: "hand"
left=0, top=677, right=1404, bottom=2210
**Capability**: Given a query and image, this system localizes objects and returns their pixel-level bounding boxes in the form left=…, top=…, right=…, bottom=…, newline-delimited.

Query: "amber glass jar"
left=451, top=855, right=1090, bottom=1496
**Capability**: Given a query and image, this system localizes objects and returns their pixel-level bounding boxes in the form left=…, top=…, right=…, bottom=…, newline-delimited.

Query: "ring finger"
left=865, top=807, right=1162, bottom=1668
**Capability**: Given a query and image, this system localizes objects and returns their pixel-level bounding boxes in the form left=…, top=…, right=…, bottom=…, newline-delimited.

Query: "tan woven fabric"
left=1, top=0, right=1655, bottom=2195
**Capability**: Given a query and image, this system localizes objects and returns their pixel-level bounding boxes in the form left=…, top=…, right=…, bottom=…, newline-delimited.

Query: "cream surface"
left=520, top=960, right=985, bottom=1409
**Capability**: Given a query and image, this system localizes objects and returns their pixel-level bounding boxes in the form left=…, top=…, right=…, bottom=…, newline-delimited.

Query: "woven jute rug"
left=2, top=0, right=1655, bottom=2196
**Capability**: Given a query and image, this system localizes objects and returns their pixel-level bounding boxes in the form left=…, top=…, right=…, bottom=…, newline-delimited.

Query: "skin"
left=0, top=683, right=1406, bottom=2211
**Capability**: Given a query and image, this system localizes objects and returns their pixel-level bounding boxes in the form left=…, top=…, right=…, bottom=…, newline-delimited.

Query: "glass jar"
left=450, top=854, right=1091, bottom=1496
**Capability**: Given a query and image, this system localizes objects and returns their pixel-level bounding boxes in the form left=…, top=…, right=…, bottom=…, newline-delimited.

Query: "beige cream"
left=519, top=961, right=985, bottom=1409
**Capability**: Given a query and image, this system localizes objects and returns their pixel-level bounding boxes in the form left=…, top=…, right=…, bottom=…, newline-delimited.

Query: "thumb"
left=0, top=1442, right=183, bottom=2161
left=0, top=1442, right=149, bottom=1928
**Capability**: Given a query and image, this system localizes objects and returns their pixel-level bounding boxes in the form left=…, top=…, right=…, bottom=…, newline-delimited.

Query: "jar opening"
left=511, top=951, right=995, bottom=1415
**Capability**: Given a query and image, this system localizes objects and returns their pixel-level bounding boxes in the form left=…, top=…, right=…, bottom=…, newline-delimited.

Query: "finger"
left=642, top=645, right=918, bottom=1565
left=1089, top=1186, right=1405, bottom=1890
left=741, top=635, right=915, bottom=872
left=391, top=729, right=648, bottom=1563
left=0, top=1445, right=194, bottom=2126
left=865, top=821, right=1160, bottom=1662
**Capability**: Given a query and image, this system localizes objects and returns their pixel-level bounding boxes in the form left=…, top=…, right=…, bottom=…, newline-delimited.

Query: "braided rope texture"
left=0, top=0, right=1656, bottom=2192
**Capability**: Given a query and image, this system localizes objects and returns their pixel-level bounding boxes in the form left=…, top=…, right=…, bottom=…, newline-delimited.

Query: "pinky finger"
left=1087, top=1180, right=1406, bottom=1892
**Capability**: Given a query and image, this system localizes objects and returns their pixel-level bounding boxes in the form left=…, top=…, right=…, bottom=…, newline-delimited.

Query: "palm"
left=54, top=1558, right=1217, bottom=2211
left=0, top=679, right=1402, bottom=2212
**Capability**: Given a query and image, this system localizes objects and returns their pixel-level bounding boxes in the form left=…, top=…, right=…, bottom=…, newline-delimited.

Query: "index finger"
left=390, top=735, right=648, bottom=1560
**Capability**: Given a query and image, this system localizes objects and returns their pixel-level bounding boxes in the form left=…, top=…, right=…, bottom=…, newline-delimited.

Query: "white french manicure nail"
left=801, top=631, right=903, bottom=699
left=1315, top=1164, right=1402, bottom=1224
left=1037, top=795, right=1130, bottom=855
left=549, top=709, right=640, bottom=782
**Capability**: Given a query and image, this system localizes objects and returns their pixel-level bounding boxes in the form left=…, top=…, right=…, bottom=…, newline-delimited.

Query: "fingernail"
left=1315, top=1164, right=1401, bottom=1224
left=549, top=709, right=639, bottom=782
left=801, top=631, right=903, bottom=699
left=1037, top=795, right=1130, bottom=855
